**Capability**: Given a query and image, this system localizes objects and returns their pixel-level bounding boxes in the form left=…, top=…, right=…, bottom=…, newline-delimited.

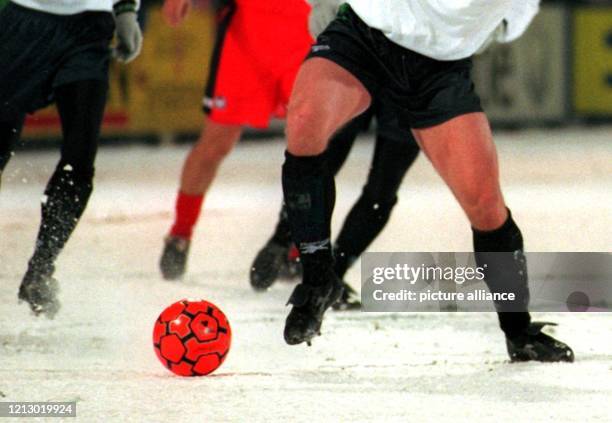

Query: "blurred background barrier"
left=573, top=5, right=612, bottom=116
left=472, top=4, right=571, bottom=125
left=7, top=0, right=612, bottom=143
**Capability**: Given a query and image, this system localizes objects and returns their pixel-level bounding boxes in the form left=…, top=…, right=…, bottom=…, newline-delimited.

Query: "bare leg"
left=179, top=116, right=242, bottom=195
left=412, top=113, right=506, bottom=230
left=160, top=117, right=242, bottom=280
left=413, top=113, right=530, bottom=338
left=286, top=58, right=371, bottom=156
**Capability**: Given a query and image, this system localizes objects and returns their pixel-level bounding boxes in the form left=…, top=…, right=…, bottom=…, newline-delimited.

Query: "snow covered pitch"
left=1, top=127, right=610, bottom=422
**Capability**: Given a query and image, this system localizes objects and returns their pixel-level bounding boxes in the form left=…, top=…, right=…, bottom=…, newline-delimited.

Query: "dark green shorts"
left=307, top=4, right=483, bottom=129
left=0, top=3, right=114, bottom=120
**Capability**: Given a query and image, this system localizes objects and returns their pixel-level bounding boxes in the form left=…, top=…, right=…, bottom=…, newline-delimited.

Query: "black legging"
left=1, top=79, right=107, bottom=274
left=332, top=113, right=420, bottom=278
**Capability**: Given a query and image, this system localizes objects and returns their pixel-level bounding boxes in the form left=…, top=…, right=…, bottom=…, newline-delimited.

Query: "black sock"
left=334, top=195, right=397, bottom=278
left=473, top=210, right=531, bottom=338
left=28, top=163, right=94, bottom=273
left=282, top=151, right=335, bottom=282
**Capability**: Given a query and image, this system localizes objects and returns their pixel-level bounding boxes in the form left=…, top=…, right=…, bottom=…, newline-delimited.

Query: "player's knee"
left=199, top=138, right=235, bottom=164
left=286, top=107, right=328, bottom=156
left=462, top=188, right=504, bottom=227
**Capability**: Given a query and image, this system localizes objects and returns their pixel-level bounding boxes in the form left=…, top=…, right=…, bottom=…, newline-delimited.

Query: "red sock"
left=170, top=191, right=204, bottom=240
left=288, top=244, right=300, bottom=261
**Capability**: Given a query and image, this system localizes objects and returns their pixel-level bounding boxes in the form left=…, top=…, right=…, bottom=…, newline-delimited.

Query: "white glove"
left=307, top=0, right=340, bottom=38
left=113, top=12, right=143, bottom=63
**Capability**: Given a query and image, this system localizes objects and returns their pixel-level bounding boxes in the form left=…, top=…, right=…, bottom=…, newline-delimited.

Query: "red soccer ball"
left=153, top=299, right=232, bottom=376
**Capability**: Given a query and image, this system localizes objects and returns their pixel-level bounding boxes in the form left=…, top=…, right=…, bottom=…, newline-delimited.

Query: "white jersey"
left=346, top=0, right=539, bottom=60
left=11, top=0, right=139, bottom=15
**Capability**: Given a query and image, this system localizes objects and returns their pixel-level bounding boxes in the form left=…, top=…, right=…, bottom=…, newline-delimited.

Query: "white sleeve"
left=498, top=0, right=540, bottom=43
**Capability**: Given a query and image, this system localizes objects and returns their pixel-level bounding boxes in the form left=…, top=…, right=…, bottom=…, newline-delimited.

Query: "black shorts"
left=370, top=97, right=415, bottom=144
left=0, top=3, right=114, bottom=121
left=308, top=4, right=483, bottom=129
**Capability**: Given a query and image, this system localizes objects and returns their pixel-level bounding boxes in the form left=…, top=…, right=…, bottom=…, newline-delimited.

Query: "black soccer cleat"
left=160, top=235, right=190, bottom=280
left=332, top=282, right=361, bottom=311
left=18, top=265, right=60, bottom=319
left=506, top=322, right=574, bottom=363
left=284, top=269, right=344, bottom=346
left=250, top=240, right=289, bottom=291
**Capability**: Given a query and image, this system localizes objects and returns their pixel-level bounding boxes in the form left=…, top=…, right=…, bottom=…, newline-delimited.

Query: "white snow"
left=0, top=127, right=611, bottom=422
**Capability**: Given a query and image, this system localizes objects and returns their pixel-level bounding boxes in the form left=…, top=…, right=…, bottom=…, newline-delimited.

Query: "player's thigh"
left=411, top=112, right=505, bottom=214
left=286, top=58, right=371, bottom=155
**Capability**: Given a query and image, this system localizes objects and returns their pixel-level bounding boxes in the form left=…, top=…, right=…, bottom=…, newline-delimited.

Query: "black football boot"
left=18, top=263, right=60, bottom=318
left=160, top=235, right=190, bottom=280
left=249, top=239, right=290, bottom=291
left=284, top=266, right=344, bottom=346
left=506, top=322, right=574, bottom=363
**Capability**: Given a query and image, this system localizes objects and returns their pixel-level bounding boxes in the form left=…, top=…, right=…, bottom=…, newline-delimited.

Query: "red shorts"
left=203, top=1, right=313, bottom=129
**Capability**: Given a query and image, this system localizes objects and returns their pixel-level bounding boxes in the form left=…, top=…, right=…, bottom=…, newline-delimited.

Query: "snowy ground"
left=0, top=127, right=611, bottom=422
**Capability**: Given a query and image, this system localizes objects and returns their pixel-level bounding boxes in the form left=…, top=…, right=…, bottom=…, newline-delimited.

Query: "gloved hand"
left=307, top=0, right=339, bottom=38
left=113, top=11, right=143, bottom=63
